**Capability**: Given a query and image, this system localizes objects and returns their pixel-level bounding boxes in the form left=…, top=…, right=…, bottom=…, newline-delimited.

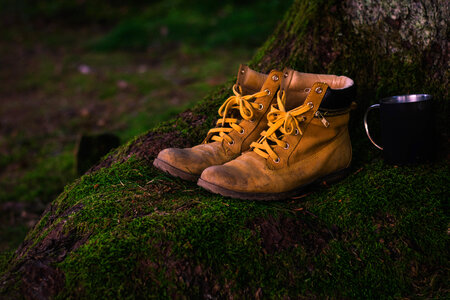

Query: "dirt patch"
left=19, top=259, right=65, bottom=300
left=249, top=214, right=335, bottom=256
left=88, top=110, right=207, bottom=174
left=178, top=110, right=208, bottom=128
left=135, top=243, right=234, bottom=299
left=88, top=130, right=191, bottom=174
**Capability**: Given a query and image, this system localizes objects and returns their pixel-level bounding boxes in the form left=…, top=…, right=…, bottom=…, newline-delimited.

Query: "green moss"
left=302, top=160, right=449, bottom=298
left=8, top=152, right=440, bottom=298
left=42, top=155, right=447, bottom=298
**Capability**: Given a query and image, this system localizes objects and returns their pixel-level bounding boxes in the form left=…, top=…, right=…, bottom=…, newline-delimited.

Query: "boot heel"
left=318, top=167, right=350, bottom=186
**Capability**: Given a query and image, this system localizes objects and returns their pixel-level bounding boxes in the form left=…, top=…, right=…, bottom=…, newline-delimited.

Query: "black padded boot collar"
left=319, top=83, right=356, bottom=110
left=281, top=68, right=355, bottom=111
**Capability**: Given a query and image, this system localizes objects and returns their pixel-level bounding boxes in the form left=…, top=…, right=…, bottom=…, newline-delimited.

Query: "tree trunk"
left=1, top=0, right=448, bottom=299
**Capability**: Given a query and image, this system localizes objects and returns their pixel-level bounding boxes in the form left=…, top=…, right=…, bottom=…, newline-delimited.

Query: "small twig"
left=303, top=209, right=319, bottom=218
left=353, top=167, right=364, bottom=175
left=290, top=191, right=312, bottom=199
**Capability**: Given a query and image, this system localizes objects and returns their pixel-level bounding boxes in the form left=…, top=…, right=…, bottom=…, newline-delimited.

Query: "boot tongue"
left=281, top=68, right=353, bottom=110
left=280, top=69, right=321, bottom=110
left=236, top=64, right=268, bottom=95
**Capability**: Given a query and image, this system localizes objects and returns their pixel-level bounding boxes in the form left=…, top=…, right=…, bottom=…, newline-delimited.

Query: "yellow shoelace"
left=251, top=90, right=313, bottom=162
left=206, top=84, right=270, bottom=144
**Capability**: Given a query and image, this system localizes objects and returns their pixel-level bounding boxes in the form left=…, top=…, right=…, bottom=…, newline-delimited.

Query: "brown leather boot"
left=153, top=65, right=283, bottom=181
left=198, top=68, right=356, bottom=200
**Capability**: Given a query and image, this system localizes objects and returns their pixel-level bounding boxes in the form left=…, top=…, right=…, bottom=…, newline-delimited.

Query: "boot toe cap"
left=155, top=148, right=208, bottom=176
left=200, top=165, right=245, bottom=191
left=156, top=148, right=191, bottom=171
left=156, top=148, right=179, bottom=164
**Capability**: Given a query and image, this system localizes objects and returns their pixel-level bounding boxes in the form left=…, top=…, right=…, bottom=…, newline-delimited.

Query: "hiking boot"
left=198, top=68, right=356, bottom=200
left=153, top=65, right=283, bottom=181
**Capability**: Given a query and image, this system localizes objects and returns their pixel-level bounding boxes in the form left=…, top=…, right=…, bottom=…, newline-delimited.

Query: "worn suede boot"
left=153, top=65, right=283, bottom=181
left=198, top=68, right=356, bottom=200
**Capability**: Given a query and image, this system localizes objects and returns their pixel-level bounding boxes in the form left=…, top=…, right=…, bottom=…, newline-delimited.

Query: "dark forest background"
left=0, top=0, right=292, bottom=255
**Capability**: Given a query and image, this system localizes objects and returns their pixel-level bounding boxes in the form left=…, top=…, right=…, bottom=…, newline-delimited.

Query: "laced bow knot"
left=250, top=90, right=314, bottom=161
left=204, top=84, right=270, bottom=144
left=267, top=109, right=303, bottom=136
left=218, top=85, right=256, bottom=125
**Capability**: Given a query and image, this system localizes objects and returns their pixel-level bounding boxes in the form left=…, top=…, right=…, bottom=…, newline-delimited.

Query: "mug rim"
left=380, top=94, right=432, bottom=104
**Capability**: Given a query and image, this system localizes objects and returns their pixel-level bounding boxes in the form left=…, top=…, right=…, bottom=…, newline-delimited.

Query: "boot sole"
left=153, top=158, right=199, bottom=182
left=197, top=167, right=351, bottom=201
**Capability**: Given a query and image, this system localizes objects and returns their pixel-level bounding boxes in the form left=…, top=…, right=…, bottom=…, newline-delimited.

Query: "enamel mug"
left=364, top=94, right=435, bottom=164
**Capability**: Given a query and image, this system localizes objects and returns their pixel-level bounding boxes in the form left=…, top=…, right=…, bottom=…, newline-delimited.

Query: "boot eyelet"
left=258, top=103, right=264, bottom=110
left=264, top=89, right=271, bottom=95
left=273, top=157, right=280, bottom=163
left=283, top=72, right=289, bottom=78
left=294, top=128, right=299, bottom=135
left=272, top=75, right=279, bottom=81
left=249, top=119, right=255, bottom=123
left=228, top=140, right=235, bottom=145
left=239, top=129, right=245, bottom=134
left=307, top=102, right=314, bottom=108
left=304, top=88, right=311, bottom=93
left=315, top=87, right=323, bottom=94
left=284, top=143, right=289, bottom=150
left=240, top=69, right=245, bottom=74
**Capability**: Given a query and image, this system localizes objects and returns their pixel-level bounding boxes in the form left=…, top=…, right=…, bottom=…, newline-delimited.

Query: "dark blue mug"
left=364, top=94, right=435, bottom=164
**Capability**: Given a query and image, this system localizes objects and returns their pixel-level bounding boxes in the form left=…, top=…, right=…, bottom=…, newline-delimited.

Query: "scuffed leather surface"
left=156, top=66, right=283, bottom=176
left=201, top=81, right=353, bottom=194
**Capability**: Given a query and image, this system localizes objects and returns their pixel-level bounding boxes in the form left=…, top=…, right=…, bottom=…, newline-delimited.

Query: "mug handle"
left=364, top=104, right=383, bottom=150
